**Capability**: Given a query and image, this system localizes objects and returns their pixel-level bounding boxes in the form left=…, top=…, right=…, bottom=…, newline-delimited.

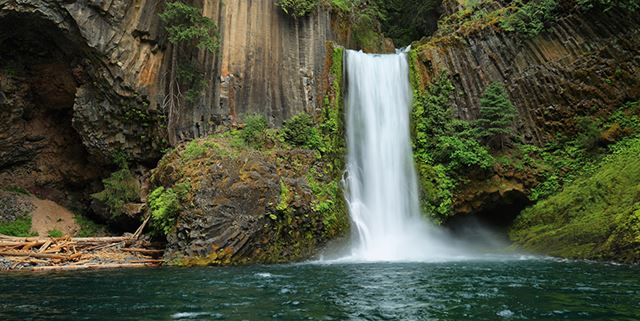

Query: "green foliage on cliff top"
left=510, top=137, right=640, bottom=262
left=160, top=1, right=218, bottom=52
left=276, top=0, right=320, bottom=17
left=501, top=0, right=558, bottom=37
left=0, top=215, right=36, bottom=237
left=91, top=166, right=140, bottom=218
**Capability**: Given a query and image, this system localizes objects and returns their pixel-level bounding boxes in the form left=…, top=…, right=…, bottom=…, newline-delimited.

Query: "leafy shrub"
left=91, top=168, right=140, bottom=218
left=433, top=136, right=494, bottom=172
left=182, top=140, right=207, bottom=161
left=283, top=113, right=321, bottom=149
left=500, top=0, right=558, bottom=37
left=0, top=216, right=36, bottom=237
left=148, top=182, right=190, bottom=236
left=276, top=0, right=319, bottom=17
left=412, top=71, right=455, bottom=155
left=241, top=114, right=269, bottom=148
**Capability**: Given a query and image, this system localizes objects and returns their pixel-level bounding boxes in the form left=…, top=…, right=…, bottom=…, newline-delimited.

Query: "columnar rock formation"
left=416, top=2, right=640, bottom=144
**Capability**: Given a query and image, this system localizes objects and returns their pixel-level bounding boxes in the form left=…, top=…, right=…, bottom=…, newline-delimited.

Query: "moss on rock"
left=510, top=138, right=640, bottom=263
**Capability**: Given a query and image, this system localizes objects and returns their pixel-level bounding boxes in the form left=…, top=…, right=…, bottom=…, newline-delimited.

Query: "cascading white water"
left=342, top=49, right=463, bottom=262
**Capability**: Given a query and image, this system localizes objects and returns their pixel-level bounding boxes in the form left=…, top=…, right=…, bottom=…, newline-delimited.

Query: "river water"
left=1, top=259, right=638, bottom=321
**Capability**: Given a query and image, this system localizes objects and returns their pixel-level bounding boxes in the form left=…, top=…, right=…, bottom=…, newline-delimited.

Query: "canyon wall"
left=415, top=2, right=640, bottom=144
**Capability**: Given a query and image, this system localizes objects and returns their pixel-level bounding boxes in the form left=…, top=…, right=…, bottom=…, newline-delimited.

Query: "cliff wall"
left=415, top=2, right=640, bottom=144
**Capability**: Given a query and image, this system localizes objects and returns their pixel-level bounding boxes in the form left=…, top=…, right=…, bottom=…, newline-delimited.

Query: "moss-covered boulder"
left=510, top=138, right=640, bottom=263
left=149, top=134, right=348, bottom=265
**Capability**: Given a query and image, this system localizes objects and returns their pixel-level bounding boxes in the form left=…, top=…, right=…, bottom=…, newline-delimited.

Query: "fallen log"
left=123, top=248, right=164, bottom=255
left=0, top=234, right=132, bottom=243
left=26, top=263, right=157, bottom=271
left=0, top=251, right=82, bottom=260
left=130, top=259, right=164, bottom=264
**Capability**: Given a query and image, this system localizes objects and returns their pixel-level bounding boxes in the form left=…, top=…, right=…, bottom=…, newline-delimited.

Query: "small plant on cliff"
left=91, top=166, right=140, bottom=218
left=148, top=182, right=190, bottom=236
left=160, top=1, right=219, bottom=144
left=182, top=140, right=208, bottom=161
left=500, top=0, right=558, bottom=37
left=276, top=0, right=319, bottom=18
left=283, top=113, right=321, bottom=149
left=475, top=82, right=519, bottom=151
left=241, top=114, right=269, bottom=148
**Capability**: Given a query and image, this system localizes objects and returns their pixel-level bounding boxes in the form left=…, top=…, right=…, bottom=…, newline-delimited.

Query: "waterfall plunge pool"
left=1, top=259, right=638, bottom=321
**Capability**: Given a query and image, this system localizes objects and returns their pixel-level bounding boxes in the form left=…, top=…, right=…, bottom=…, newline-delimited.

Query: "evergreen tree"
left=159, top=1, right=219, bottom=144
left=475, top=82, right=518, bottom=150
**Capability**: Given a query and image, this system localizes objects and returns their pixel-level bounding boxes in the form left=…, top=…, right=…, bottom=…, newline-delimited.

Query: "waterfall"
left=341, top=49, right=462, bottom=262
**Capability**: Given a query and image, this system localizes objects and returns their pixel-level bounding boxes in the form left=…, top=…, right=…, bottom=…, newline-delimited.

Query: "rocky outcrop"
left=150, top=136, right=348, bottom=265
left=415, top=3, right=640, bottom=144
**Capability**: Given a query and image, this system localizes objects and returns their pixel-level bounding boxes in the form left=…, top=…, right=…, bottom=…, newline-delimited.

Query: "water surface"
left=1, top=259, right=638, bottom=321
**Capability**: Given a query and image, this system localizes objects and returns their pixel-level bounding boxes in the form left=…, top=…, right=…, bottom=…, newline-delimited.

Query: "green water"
left=0, top=258, right=638, bottom=321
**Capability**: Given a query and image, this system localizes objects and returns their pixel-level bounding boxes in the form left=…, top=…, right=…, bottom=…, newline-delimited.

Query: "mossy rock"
left=510, top=138, right=640, bottom=263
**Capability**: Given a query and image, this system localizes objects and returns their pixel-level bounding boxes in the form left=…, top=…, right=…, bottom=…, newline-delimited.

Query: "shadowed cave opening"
left=0, top=14, right=106, bottom=224
left=444, top=190, right=531, bottom=245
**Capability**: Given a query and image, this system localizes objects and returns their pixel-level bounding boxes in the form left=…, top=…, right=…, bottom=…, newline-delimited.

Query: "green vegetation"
left=374, top=0, right=441, bottom=46
left=159, top=1, right=218, bottom=52
left=91, top=166, right=140, bottom=218
left=160, top=1, right=219, bottom=143
left=0, top=216, right=36, bottom=237
left=475, top=82, right=519, bottom=150
left=182, top=140, right=208, bottom=161
left=148, top=182, right=190, bottom=236
left=240, top=114, right=269, bottom=148
left=276, top=0, right=319, bottom=17
left=501, top=0, right=558, bottom=37
left=283, top=113, right=322, bottom=149
left=47, top=229, right=64, bottom=238
left=577, top=0, right=640, bottom=11
left=511, top=137, right=640, bottom=262
left=74, top=214, right=105, bottom=237
left=409, top=58, right=496, bottom=222
left=3, top=186, right=30, bottom=195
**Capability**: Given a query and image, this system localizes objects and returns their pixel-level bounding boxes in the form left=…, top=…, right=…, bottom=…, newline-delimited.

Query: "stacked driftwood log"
left=0, top=220, right=164, bottom=271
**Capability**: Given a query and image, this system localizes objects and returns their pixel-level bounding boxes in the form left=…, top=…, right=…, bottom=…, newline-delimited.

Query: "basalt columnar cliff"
left=1, top=0, right=639, bottom=265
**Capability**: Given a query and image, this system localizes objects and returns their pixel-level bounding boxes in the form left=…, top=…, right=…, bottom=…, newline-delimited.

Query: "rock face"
left=0, top=0, right=339, bottom=215
left=0, top=0, right=342, bottom=156
left=415, top=3, right=640, bottom=144
left=0, top=0, right=166, bottom=208
left=171, top=0, right=337, bottom=141
left=0, top=0, right=167, bottom=163
left=150, top=137, right=347, bottom=265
